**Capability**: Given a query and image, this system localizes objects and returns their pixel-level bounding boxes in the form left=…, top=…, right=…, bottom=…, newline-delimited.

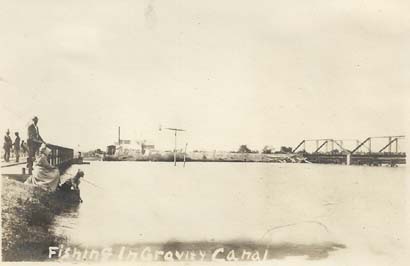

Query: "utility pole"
left=164, top=127, right=185, bottom=166
left=183, top=143, right=188, bottom=167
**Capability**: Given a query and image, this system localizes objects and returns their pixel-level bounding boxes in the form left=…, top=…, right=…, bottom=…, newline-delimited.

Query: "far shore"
left=86, top=151, right=305, bottom=163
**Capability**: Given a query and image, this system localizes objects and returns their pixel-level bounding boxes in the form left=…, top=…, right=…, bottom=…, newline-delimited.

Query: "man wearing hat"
left=27, top=116, right=45, bottom=172
left=3, top=130, right=12, bottom=162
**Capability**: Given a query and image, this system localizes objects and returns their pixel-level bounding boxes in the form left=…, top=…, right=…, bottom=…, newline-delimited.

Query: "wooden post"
left=183, top=143, right=188, bottom=167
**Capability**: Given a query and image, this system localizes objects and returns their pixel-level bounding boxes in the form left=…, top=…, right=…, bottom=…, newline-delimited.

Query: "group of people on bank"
left=3, top=116, right=84, bottom=198
left=3, top=130, right=26, bottom=163
left=3, top=116, right=47, bottom=169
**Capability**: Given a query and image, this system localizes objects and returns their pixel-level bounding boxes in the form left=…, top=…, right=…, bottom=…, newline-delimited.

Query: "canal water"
left=53, top=162, right=407, bottom=263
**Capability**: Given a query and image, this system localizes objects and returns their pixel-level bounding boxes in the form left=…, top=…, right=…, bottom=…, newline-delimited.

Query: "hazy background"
left=1, top=0, right=409, bottom=151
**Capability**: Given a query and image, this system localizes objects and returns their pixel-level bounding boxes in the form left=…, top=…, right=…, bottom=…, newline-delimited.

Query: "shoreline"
left=101, top=153, right=305, bottom=163
left=1, top=177, right=78, bottom=261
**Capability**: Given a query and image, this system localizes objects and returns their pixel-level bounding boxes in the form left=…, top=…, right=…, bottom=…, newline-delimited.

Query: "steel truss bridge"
left=292, top=136, right=406, bottom=166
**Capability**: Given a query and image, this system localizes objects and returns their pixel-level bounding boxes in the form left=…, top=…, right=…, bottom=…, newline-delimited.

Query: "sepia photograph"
left=1, top=0, right=409, bottom=265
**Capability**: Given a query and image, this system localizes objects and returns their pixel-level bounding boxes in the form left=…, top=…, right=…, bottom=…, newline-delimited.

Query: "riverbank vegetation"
left=1, top=178, right=76, bottom=261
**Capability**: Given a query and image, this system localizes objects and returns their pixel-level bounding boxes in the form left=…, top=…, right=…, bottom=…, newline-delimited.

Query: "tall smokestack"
left=118, top=126, right=121, bottom=145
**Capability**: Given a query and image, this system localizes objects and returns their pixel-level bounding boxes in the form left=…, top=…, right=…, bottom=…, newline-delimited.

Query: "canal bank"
left=103, top=150, right=306, bottom=163
left=1, top=177, right=79, bottom=261
left=1, top=142, right=82, bottom=261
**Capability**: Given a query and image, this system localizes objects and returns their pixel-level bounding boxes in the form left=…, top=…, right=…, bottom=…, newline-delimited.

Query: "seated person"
left=25, top=145, right=60, bottom=191
left=59, top=169, right=84, bottom=202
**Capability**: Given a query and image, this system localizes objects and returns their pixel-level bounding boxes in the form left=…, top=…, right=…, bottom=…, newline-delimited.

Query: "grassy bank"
left=1, top=177, right=78, bottom=261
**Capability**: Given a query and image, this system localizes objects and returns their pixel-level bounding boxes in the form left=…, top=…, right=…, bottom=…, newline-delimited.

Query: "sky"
left=0, top=0, right=409, bottom=152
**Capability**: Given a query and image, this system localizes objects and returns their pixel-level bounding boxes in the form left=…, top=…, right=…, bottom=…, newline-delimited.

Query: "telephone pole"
left=164, top=127, right=185, bottom=166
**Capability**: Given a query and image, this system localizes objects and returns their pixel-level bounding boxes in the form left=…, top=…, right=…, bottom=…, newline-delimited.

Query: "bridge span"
left=293, top=136, right=406, bottom=166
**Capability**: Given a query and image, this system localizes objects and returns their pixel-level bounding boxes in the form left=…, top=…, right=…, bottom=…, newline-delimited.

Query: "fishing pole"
left=64, top=171, right=104, bottom=190
left=81, top=178, right=104, bottom=190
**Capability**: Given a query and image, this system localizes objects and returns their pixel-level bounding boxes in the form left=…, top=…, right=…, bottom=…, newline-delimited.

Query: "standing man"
left=3, top=130, right=12, bottom=162
left=13, top=132, right=21, bottom=162
left=27, top=116, right=45, bottom=172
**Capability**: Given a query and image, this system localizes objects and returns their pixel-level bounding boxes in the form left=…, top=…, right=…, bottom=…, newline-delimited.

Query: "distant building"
left=107, top=145, right=116, bottom=155
left=111, top=139, right=155, bottom=157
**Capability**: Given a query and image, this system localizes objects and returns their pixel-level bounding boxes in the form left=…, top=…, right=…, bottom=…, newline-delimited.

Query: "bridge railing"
left=46, top=143, right=74, bottom=168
